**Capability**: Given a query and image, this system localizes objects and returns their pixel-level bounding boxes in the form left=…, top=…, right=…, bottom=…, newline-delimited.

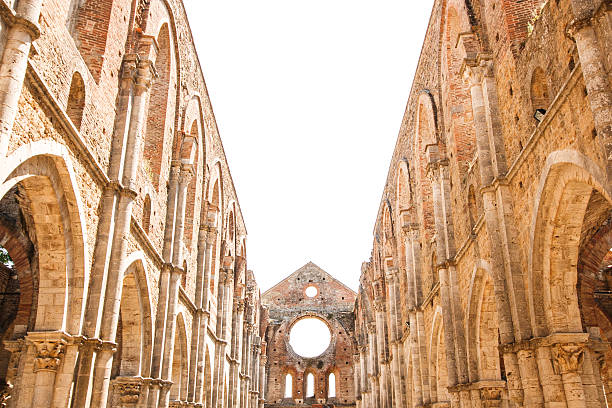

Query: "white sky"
left=184, top=0, right=433, bottom=292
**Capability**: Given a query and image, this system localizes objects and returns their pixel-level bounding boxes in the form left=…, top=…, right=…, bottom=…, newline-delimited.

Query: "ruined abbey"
left=0, top=0, right=609, bottom=407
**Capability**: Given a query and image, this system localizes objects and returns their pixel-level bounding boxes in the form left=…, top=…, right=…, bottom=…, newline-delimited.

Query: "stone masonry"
left=0, top=0, right=610, bottom=407
left=352, top=0, right=612, bottom=407
left=0, top=0, right=266, bottom=407
left=261, top=263, right=356, bottom=408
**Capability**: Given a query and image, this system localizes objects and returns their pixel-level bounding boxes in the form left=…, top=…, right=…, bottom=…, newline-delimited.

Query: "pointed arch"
left=465, top=261, right=502, bottom=382
left=0, top=141, right=89, bottom=335
left=529, top=150, right=612, bottom=336
left=113, top=254, right=153, bottom=378
left=143, top=23, right=175, bottom=191
left=66, top=71, right=86, bottom=130
left=170, top=312, right=189, bottom=401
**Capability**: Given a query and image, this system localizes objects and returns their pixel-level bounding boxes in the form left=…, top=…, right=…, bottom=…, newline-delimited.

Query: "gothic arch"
left=113, top=254, right=153, bottom=378
left=529, top=150, right=612, bottom=336
left=0, top=141, right=88, bottom=335
left=465, top=261, right=502, bottom=382
left=170, top=311, right=189, bottom=401
left=429, top=306, right=450, bottom=403
left=143, top=22, right=176, bottom=191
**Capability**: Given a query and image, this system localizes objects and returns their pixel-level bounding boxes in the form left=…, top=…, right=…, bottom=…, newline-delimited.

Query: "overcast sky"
left=183, top=0, right=432, bottom=292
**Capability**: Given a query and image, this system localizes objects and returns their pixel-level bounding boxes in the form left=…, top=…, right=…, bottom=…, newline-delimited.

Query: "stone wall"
left=353, top=0, right=612, bottom=407
left=262, top=263, right=356, bottom=407
left=0, top=0, right=266, bottom=407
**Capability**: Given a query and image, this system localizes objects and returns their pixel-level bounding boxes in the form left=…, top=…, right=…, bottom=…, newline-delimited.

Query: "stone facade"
left=353, top=0, right=612, bottom=408
left=261, top=263, right=356, bottom=408
left=0, top=0, right=266, bottom=407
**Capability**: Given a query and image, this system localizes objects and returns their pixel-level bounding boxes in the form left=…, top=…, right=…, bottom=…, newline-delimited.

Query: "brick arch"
left=182, top=96, right=206, bottom=252
left=67, top=0, right=132, bottom=82
left=413, top=93, right=437, bottom=251
left=529, top=150, right=612, bottom=336
left=143, top=22, right=175, bottom=191
left=0, top=215, right=34, bottom=341
left=440, top=2, right=478, bottom=175
left=0, top=145, right=88, bottom=335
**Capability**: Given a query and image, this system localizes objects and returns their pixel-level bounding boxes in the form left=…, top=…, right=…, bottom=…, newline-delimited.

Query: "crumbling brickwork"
left=353, top=0, right=612, bottom=407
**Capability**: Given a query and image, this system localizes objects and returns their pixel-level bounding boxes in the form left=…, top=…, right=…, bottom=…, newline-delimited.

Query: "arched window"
left=284, top=373, right=293, bottom=398
left=143, top=24, right=172, bottom=190
left=306, top=373, right=315, bottom=397
left=142, top=195, right=151, bottom=233
left=468, top=185, right=477, bottom=229
left=66, top=72, right=85, bottom=130
left=328, top=373, right=336, bottom=397
left=67, top=0, right=131, bottom=82
left=530, top=67, right=551, bottom=114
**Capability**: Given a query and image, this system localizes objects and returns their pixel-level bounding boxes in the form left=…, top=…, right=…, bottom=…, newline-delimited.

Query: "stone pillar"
left=567, top=4, right=612, bottom=180
left=211, top=265, right=232, bottom=407
left=552, top=342, right=588, bottom=408
left=1, top=339, right=23, bottom=406
left=385, top=267, right=405, bottom=408
left=158, top=267, right=184, bottom=407
left=26, top=333, right=67, bottom=407
left=149, top=263, right=172, bottom=408
left=90, top=54, right=154, bottom=408
left=515, top=348, right=544, bottom=407
left=374, top=297, right=389, bottom=408
left=353, top=353, right=361, bottom=404
left=71, top=54, right=154, bottom=408
left=0, top=0, right=42, bottom=158
left=258, top=350, right=266, bottom=407
left=191, top=220, right=215, bottom=402
left=228, top=299, right=245, bottom=408
left=171, top=164, right=193, bottom=266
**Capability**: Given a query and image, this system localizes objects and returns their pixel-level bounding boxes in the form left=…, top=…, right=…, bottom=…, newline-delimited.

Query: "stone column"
left=228, top=299, right=245, bottom=408
left=567, top=3, right=612, bottom=180
left=158, top=267, right=184, bottom=407
left=374, top=296, right=389, bottom=408
left=211, top=266, right=232, bottom=407
left=171, top=164, right=193, bottom=266
left=552, top=342, right=588, bottom=408
left=258, top=350, right=267, bottom=408
left=0, top=0, right=42, bottom=158
left=353, top=353, right=361, bottom=405
left=514, top=347, right=544, bottom=407
left=385, top=268, right=405, bottom=408
left=190, top=218, right=215, bottom=402
left=90, top=55, right=154, bottom=408
left=26, top=333, right=66, bottom=407
left=149, top=263, right=172, bottom=408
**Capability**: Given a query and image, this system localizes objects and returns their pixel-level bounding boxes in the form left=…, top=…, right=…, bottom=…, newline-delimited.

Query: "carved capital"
left=114, top=378, right=143, bottom=405
left=32, top=340, right=66, bottom=372
left=480, top=387, right=504, bottom=408
left=552, top=342, right=585, bottom=374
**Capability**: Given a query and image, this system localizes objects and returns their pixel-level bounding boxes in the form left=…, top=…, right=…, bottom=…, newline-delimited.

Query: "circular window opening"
left=289, top=317, right=331, bottom=358
left=305, top=286, right=318, bottom=298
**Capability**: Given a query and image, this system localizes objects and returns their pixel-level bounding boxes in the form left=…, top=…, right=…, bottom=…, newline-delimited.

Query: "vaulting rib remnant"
left=262, top=262, right=357, bottom=407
